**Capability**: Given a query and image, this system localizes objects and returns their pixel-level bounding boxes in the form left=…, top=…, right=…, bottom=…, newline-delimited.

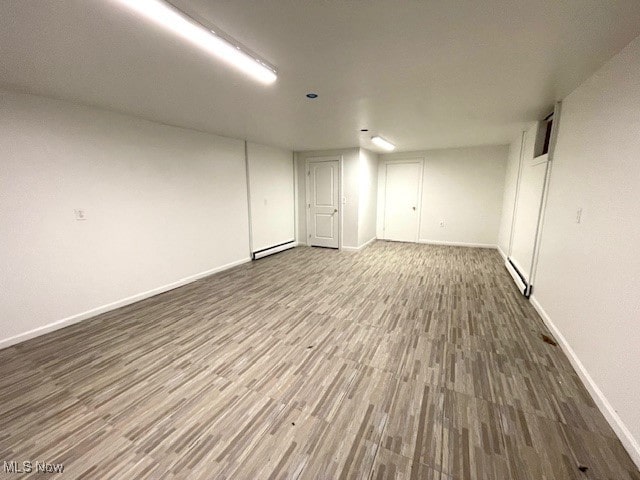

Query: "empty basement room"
left=2, top=1, right=640, bottom=479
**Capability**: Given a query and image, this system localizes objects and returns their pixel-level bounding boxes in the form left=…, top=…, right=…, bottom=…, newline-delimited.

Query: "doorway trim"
left=381, top=157, right=425, bottom=243
left=305, top=155, right=343, bottom=249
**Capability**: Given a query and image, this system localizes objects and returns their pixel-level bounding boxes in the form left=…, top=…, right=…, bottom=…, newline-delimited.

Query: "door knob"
left=412, top=206, right=416, bottom=211
left=333, top=208, right=338, bottom=213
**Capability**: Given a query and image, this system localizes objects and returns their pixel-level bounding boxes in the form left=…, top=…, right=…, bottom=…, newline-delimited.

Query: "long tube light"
left=371, top=136, right=396, bottom=151
left=115, top=0, right=277, bottom=84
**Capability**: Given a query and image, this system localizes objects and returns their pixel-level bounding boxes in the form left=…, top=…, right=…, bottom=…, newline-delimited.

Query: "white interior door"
left=307, top=160, right=339, bottom=248
left=383, top=161, right=422, bottom=242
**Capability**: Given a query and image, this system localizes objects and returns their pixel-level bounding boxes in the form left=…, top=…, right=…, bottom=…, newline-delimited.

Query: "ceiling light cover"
left=115, top=0, right=277, bottom=84
left=371, top=136, right=395, bottom=151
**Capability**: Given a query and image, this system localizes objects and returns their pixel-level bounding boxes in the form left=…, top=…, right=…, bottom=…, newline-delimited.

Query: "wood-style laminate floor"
left=0, top=242, right=638, bottom=480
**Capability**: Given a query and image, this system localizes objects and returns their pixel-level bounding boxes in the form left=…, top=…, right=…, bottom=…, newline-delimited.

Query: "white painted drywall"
left=497, top=135, right=524, bottom=256
left=0, top=91, right=250, bottom=347
left=357, top=148, right=378, bottom=247
left=295, top=148, right=360, bottom=248
left=341, top=150, right=361, bottom=249
left=508, top=123, right=546, bottom=281
left=246, top=142, right=295, bottom=252
left=378, top=146, right=508, bottom=247
left=531, top=35, right=640, bottom=463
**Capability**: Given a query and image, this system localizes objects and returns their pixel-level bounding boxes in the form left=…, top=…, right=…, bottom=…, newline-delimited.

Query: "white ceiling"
left=1, top=0, right=640, bottom=152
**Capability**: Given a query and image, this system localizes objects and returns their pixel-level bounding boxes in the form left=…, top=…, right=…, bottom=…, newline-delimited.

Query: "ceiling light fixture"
left=306, top=93, right=318, bottom=99
left=115, top=0, right=277, bottom=84
left=371, top=136, right=395, bottom=151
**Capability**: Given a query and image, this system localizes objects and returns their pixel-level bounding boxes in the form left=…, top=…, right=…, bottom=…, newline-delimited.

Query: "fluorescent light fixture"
left=115, top=0, right=277, bottom=84
left=371, top=136, right=395, bottom=151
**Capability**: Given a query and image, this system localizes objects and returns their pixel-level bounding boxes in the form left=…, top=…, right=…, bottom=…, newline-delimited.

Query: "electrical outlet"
left=439, top=220, right=445, bottom=227
left=576, top=208, right=582, bottom=224
left=74, top=209, right=87, bottom=221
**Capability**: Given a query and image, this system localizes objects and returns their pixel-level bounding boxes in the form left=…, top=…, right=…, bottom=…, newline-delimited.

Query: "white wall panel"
left=531, top=36, right=640, bottom=465
left=0, top=91, right=250, bottom=347
left=497, top=135, right=524, bottom=255
left=246, top=142, right=294, bottom=253
left=357, top=148, right=379, bottom=247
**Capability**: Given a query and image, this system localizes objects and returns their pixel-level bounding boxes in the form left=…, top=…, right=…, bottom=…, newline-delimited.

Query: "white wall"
left=357, top=148, right=378, bottom=247
left=0, top=91, right=250, bottom=348
left=507, top=122, right=547, bottom=281
left=295, top=148, right=360, bottom=248
left=498, top=135, right=523, bottom=255
left=530, top=36, right=640, bottom=465
left=341, top=149, right=361, bottom=248
left=246, top=142, right=295, bottom=252
left=378, top=146, right=508, bottom=247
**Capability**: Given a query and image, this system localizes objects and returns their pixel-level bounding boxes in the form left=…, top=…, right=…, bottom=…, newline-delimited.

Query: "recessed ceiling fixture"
left=306, top=93, right=318, bottom=99
left=371, top=136, right=395, bottom=151
left=115, top=0, right=277, bottom=84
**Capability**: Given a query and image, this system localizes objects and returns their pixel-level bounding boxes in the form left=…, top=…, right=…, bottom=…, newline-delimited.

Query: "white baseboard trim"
left=497, top=246, right=508, bottom=262
left=360, top=236, right=377, bottom=249
left=0, top=257, right=251, bottom=351
left=342, top=237, right=377, bottom=252
left=530, top=295, right=640, bottom=469
left=418, top=239, right=498, bottom=249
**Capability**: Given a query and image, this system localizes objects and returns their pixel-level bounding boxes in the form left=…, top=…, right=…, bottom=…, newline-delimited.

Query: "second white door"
left=383, top=161, right=422, bottom=242
left=307, top=159, right=340, bottom=248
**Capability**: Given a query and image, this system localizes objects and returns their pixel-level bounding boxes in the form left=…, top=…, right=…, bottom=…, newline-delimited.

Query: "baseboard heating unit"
left=252, top=240, right=296, bottom=260
left=505, top=258, right=532, bottom=298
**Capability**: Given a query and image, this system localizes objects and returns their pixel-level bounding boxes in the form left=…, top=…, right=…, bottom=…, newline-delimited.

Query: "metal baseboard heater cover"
left=505, top=258, right=532, bottom=298
left=252, top=240, right=296, bottom=260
